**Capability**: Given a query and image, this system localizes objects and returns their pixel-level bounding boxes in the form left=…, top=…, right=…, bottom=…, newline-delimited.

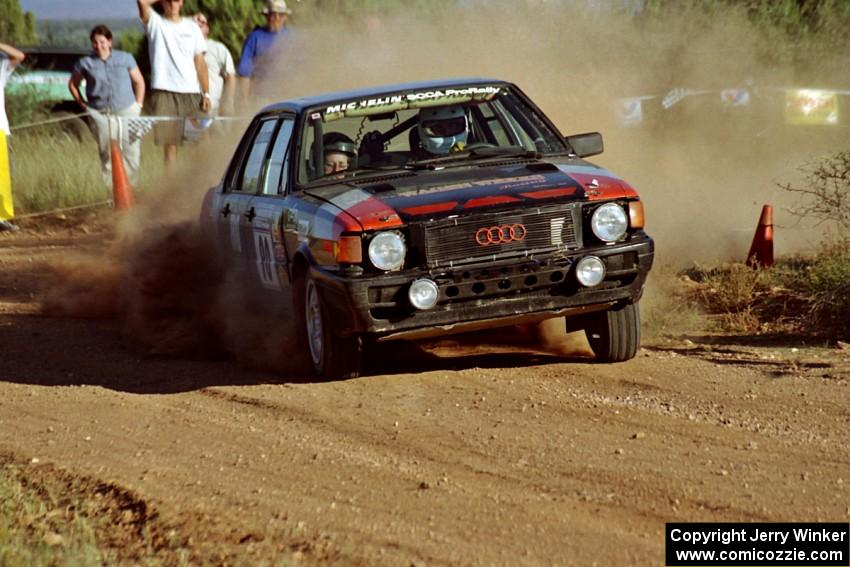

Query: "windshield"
left=297, top=84, right=568, bottom=185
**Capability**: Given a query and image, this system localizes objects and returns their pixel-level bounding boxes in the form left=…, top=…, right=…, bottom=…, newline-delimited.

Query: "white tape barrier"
left=12, top=200, right=113, bottom=219
left=10, top=112, right=250, bottom=134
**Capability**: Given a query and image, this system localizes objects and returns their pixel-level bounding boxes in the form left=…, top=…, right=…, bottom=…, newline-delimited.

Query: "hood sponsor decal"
left=400, top=201, right=459, bottom=216
left=463, top=195, right=521, bottom=209
left=388, top=171, right=586, bottom=217
left=396, top=174, right=554, bottom=198
left=520, top=186, right=579, bottom=200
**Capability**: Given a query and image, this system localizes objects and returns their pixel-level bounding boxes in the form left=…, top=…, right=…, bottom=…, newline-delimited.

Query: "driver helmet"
left=417, top=105, right=469, bottom=155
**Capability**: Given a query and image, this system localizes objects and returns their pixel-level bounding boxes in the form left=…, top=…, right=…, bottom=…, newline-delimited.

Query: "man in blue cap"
left=237, top=0, right=294, bottom=98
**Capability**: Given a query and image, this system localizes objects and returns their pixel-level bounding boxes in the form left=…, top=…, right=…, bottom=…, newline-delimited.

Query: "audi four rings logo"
left=475, top=224, right=527, bottom=246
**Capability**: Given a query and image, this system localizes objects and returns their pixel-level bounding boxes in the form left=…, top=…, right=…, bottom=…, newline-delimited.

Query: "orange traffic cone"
left=746, top=204, right=774, bottom=268
left=110, top=140, right=135, bottom=210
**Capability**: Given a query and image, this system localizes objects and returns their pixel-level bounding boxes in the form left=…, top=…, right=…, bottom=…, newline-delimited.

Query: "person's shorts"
left=147, top=90, right=204, bottom=146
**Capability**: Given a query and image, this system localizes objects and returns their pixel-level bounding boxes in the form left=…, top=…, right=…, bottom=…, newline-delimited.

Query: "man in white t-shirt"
left=137, top=0, right=211, bottom=166
left=192, top=13, right=235, bottom=116
left=0, top=42, right=26, bottom=232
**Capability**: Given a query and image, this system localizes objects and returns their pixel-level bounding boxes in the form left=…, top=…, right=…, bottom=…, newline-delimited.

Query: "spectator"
left=137, top=0, right=211, bottom=166
left=69, top=25, right=146, bottom=187
left=237, top=0, right=293, bottom=98
left=192, top=12, right=235, bottom=116
left=0, top=42, right=25, bottom=232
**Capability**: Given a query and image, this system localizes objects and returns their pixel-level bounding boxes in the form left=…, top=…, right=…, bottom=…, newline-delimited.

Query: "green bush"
left=5, top=90, right=53, bottom=132
left=802, top=241, right=850, bottom=335
left=685, top=243, right=850, bottom=338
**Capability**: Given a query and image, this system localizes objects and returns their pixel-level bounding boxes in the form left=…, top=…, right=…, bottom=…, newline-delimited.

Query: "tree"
left=180, top=0, right=457, bottom=62
left=0, top=0, right=38, bottom=45
left=182, top=0, right=266, bottom=61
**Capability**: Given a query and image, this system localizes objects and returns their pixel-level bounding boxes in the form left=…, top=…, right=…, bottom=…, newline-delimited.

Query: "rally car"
left=200, top=78, right=654, bottom=379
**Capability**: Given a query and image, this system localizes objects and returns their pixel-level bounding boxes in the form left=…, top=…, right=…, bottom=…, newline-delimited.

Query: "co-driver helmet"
left=322, top=132, right=357, bottom=160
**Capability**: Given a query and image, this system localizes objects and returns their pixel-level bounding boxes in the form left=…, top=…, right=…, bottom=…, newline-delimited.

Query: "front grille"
left=419, top=205, right=580, bottom=268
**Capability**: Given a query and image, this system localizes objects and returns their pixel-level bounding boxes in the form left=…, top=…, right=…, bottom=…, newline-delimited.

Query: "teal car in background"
left=6, top=47, right=90, bottom=138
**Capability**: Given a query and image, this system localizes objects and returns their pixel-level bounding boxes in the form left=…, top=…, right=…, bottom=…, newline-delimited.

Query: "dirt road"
left=1, top=222, right=848, bottom=565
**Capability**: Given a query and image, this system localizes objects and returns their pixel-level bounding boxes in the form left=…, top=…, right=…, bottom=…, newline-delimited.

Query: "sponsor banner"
left=662, top=87, right=689, bottom=109
left=615, top=97, right=643, bottom=127
left=785, top=89, right=839, bottom=125
left=125, top=117, right=156, bottom=144
left=721, top=88, right=750, bottom=108
left=183, top=117, right=215, bottom=142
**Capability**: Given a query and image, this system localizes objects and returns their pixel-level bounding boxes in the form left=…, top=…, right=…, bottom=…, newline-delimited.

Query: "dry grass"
left=682, top=242, right=850, bottom=339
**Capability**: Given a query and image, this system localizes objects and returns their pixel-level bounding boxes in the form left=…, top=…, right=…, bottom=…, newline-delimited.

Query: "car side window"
left=236, top=119, right=278, bottom=193
left=262, top=118, right=295, bottom=195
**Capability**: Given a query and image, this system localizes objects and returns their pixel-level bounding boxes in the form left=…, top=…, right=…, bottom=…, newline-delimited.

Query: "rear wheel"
left=584, top=301, right=641, bottom=362
left=297, top=272, right=362, bottom=380
left=53, top=111, right=90, bottom=142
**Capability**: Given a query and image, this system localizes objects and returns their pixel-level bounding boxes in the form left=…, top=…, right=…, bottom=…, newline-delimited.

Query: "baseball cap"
left=261, top=0, right=292, bottom=14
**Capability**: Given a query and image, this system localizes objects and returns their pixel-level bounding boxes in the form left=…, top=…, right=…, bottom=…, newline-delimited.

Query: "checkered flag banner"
left=123, top=116, right=157, bottom=144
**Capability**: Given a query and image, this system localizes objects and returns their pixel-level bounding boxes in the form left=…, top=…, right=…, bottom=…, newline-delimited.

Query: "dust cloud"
left=41, top=2, right=850, bottom=367
left=257, top=2, right=847, bottom=263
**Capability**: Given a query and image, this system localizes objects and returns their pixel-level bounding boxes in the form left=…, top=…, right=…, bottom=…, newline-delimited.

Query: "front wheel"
left=297, top=273, right=362, bottom=380
left=584, top=301, right=641, bottom=362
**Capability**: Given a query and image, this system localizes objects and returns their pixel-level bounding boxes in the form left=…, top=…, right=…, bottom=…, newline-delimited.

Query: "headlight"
left=591, top=203, right=628, bottom=242
left=368, top=231, right=406, bottom=271
left=575, top=256, right=606, bottom=287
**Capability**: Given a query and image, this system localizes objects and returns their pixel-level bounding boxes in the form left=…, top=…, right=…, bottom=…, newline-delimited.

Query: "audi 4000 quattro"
left=201, top=78, right=654, bottom=379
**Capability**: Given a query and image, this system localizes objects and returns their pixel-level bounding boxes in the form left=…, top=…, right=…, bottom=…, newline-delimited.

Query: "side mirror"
left=565, top=132, right=603, bottom=158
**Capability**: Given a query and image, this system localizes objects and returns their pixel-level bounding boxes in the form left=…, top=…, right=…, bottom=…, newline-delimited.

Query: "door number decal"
left=254, top=232, right=280, bottom=289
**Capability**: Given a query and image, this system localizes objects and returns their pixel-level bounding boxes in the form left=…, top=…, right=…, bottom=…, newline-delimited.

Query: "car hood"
left=303, top=159, right=639, bottom=231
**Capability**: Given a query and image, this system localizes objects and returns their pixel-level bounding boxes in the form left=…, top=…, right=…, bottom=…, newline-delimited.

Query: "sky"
left=19, top=0, right=138, bottom=20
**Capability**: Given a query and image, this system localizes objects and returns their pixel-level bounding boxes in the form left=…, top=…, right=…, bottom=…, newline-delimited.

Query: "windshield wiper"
left=305, top=165, right=414, bottom=187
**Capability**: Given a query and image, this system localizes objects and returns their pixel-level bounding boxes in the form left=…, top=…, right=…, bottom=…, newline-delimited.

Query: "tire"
left=53, top=112, right=90, bottom=142
left=296, top=272, right=362, bottom=380
left=584, top=301, right=641, bottom=363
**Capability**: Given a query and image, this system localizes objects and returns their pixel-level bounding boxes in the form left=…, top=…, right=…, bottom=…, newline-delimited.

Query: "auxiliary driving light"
left=409, top=279, right=439, bottom=310
left=575, top=256, right=606, bottom=287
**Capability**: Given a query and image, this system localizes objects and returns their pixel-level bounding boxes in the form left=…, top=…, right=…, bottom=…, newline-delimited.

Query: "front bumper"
left=310, top=235, right=654, bottom=340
